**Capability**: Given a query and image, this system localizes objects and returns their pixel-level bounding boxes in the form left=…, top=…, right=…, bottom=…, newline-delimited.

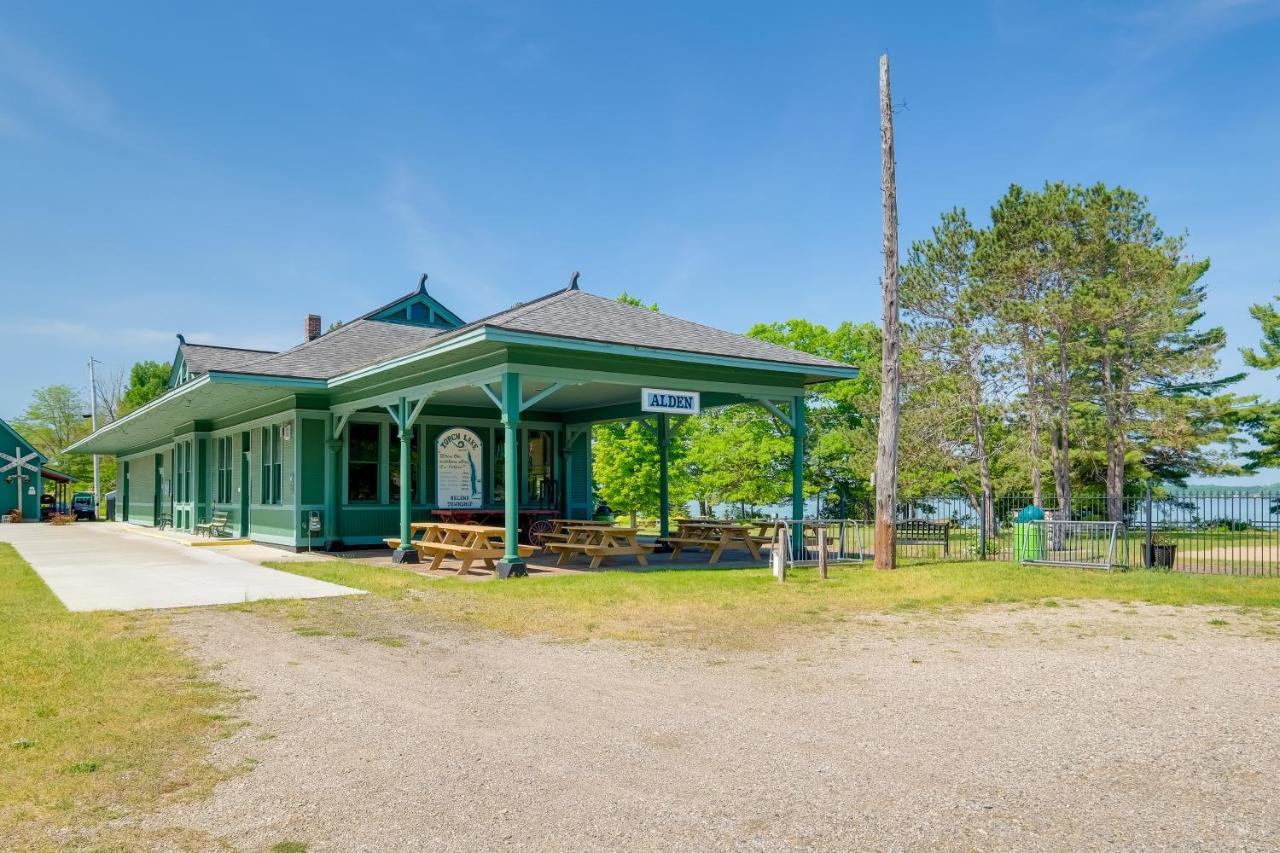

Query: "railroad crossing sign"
left=2, top=446, right=39, bottom=513
left=0, top=446, right=39, bottom=476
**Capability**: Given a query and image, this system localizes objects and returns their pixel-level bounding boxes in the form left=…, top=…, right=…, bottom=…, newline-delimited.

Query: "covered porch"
left=331, top=344, right=841, bottom=577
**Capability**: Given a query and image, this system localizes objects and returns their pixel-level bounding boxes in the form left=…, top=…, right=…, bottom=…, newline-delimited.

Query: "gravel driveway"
left=135, top=600, right=1280, bottom=851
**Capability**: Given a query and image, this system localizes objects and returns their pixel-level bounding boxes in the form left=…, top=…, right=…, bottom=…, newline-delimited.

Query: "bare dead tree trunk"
left=874, top=53, right=900, bottom=571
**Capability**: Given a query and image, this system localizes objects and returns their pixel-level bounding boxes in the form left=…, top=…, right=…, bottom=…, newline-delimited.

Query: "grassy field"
left=264, top=558, right=1280, bottom=647
left=0, top=543, right=233, bottom=849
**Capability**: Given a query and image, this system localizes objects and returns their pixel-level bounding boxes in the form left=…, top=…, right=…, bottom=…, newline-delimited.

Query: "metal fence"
left=874, top=490, right=1280, bottom=576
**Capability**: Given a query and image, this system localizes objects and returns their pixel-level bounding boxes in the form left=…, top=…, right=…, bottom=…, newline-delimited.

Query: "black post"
left=978, top=499, right=987, bottom=560
left=1144, top=483, right=1154, bottom=569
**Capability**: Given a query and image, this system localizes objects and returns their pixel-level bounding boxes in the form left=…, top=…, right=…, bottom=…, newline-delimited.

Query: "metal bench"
left=195, top=511, right=232, bottom=538
left=894, top=519, right=950, bottom=555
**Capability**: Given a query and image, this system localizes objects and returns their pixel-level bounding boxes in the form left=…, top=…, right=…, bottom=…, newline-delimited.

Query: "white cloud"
left=0, top=27, right=125, bottom=142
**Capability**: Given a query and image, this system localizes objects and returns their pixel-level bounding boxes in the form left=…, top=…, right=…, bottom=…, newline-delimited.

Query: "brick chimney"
left=305, top=314, right=322, bottom=342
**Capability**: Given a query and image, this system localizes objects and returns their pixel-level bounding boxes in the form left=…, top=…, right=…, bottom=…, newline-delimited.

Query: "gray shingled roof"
left=201, top=287, right=851, bottom=381
left=181, top=343, right=278, bottom=376
left=223, top=319, right=445, bottom=379
left=373, top=288, right=851, bottom=371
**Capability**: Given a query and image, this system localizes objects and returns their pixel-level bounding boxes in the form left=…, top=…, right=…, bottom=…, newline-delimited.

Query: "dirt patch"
left=119, top=601, right=1280, bottom=851
left=1175, top=545, right=1279, bottom=575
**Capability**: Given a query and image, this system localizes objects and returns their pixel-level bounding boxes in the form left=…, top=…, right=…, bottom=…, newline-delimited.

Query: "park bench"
left=195, top=511, right=231, bottom=538
left=894, top=519, right=950, bottom=555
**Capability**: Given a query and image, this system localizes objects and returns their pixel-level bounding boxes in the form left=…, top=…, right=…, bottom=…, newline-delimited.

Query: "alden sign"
left=641, top=388, right=700, bottom=415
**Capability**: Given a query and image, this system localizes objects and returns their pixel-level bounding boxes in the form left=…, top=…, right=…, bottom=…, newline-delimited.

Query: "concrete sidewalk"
left=0, top=522, right=362, bottom=612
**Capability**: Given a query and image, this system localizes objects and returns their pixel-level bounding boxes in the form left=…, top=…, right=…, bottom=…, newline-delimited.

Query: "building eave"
left=326, top=325, right=857, bottom=389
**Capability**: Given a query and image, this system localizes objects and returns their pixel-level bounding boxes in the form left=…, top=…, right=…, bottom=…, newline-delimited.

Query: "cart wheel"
left=528, top=518, right=555, bottom=547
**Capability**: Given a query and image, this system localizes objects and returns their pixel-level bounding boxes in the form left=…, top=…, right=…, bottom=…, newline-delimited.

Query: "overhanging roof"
left=67, top=283, right=857, bottom=456
left=66, top=373, right=326, bottom=455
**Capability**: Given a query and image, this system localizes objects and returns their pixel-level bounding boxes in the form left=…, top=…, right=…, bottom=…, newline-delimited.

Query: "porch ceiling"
left=349, top=378, right=760, bottom=420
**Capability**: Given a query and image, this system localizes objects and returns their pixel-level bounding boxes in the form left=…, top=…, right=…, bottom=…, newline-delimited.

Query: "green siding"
left=0, top=418, right=46, bottom=519
left=300, top=418, right=326, bottom=505
left=339, top=506, right=402, bottom=541
left=128, top=453, right=155, bottom=525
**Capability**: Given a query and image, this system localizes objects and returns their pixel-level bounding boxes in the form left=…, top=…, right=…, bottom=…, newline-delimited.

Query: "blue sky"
left=1, top=1, right=1278, bottom=482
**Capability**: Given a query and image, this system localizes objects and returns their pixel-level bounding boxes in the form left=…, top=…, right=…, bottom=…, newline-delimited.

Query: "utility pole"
left=874, top=53, right=901, bottom=571
left=88, top=356, right=100, bottom=516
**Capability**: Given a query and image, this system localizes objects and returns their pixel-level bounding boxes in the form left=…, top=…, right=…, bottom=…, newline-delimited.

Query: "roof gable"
left=0, top=417, right=45, bottom=464
left=362, top=274, right=463, bottom=329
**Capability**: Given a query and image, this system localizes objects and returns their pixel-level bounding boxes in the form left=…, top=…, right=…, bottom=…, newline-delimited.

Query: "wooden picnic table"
left=547, top=525, right=655, bottom=569
left=659, top=520, right=762, bottom=564
left=389, top=522, right=534, bottom=576
left=535, top=518, right=615, bottom=548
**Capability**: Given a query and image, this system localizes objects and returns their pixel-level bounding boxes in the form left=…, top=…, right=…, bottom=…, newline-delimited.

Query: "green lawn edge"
left=0, top=543, right=234, bottom=848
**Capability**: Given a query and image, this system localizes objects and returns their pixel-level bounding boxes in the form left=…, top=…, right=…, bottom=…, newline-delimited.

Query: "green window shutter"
left=271, top=424, right=281, bottom=505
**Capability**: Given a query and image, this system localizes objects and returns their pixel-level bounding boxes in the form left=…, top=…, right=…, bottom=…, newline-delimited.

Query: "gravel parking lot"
left=133, top=599, right=1280, bottom=851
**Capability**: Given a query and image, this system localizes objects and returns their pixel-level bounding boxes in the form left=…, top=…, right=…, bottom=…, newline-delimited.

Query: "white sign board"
left=640, top=388, right=700, bottom=415
left=436, top=427, right=483, bottom=508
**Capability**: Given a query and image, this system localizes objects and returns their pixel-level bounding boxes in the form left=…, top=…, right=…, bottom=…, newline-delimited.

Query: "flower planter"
left=1147, top=543, right=1177, bottom=570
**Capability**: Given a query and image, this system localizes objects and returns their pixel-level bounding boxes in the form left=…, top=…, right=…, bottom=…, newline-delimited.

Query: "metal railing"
left=860, top=489, right=1280, bottom=576
left=1021, top=520, right=1124, bottom=571
left=767, top=519, right=865, bottom=580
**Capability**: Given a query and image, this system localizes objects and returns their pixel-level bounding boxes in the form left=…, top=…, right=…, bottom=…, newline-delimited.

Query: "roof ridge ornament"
left=417, top=273, right=429, bottom=294
left=568, top=271, right=580, bottom=291
left=176, top=333, right=186, bottom=346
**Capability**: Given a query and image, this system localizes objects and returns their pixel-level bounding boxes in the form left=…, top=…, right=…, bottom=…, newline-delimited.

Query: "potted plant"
left=1147, top=534, right=1177, bottom=570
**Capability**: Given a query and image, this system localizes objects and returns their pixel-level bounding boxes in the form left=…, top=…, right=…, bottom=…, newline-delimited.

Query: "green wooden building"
left=1, top=417, right=71, bottom=520
left=69, top=276, right=855, bottom=574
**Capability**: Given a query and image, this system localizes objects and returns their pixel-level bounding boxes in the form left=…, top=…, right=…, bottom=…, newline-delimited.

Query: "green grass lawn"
left=0, top=543, right=232, bottom=848
left=264, top=558, right=1280, bottom=647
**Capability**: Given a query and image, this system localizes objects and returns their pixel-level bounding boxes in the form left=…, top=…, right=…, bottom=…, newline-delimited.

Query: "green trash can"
left=1014, top=505, right=1045, bottom=564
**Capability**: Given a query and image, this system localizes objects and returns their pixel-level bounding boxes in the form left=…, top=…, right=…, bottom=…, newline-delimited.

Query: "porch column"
left=392, top=397, right=417, bottom=564
left=791, top=394, right=806, bottom=555
left=497, top=371, right=527, bottom=578
left=657, top=414, right=671, bottom=540
left=560, top=428, right=573, bottom=519
left=194, top=434, right=209, bottom=528
left=324, top=438, right=342, bottom=548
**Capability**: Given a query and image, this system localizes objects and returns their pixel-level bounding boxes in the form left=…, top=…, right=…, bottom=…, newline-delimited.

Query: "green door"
left=239, top=432, right=250, bottom=538
left=154, top=453, right=165, bottom=525
left=121, top=461, right=130, bottom=522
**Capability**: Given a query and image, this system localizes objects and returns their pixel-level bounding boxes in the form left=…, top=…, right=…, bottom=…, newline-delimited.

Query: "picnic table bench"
left=659, top=520, right=762, bottom=564
left=547, top=525, right=655, bottom=569
left=894, top=519, right=950, bottom=555
left=387, top=522, right=535, bottom=576
left=195, top=510, right=231, bottom=537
